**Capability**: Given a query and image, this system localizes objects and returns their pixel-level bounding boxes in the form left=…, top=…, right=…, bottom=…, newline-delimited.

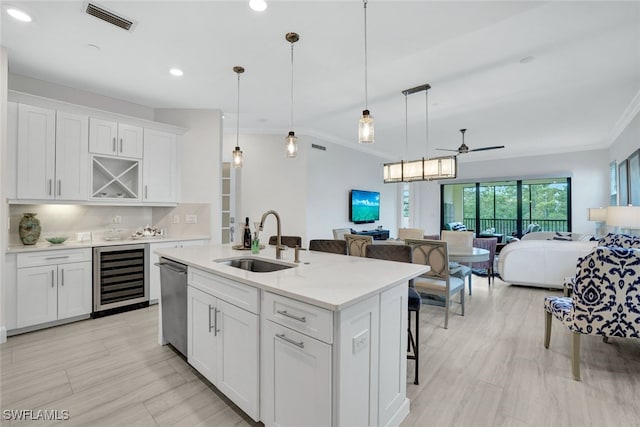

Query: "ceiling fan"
left=437, top=129, right=505, bottom=155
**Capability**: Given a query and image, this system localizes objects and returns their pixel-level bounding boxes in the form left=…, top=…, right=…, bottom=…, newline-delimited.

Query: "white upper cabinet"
left=9, top=92, right=185, bottom=205
left=89, top=118, right=143, bottom=159
left=16, top=105, right=88, bottom=201
left=55, top=112, right=89, bottom=200
left=143, top=128, right=177, bottom=203
left=16, top=104, right=55, bottom=200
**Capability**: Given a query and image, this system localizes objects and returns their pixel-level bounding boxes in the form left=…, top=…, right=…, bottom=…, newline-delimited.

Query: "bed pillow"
left=549, top=232, right=572, bottom=241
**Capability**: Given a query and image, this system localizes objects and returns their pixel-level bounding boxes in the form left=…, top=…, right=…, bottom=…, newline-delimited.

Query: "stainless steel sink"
left=216, top=257, right=296, bottom=273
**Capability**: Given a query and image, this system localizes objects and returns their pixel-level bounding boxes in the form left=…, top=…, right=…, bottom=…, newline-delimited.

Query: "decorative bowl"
left=46, top=236, right=68, bottom=244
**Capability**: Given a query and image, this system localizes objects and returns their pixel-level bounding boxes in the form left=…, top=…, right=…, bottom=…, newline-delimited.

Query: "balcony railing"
left=463, top=218, right=568, bottom=237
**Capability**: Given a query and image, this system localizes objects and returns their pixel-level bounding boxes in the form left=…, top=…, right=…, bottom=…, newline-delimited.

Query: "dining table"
left=372, top=240, right=491, bottom=293
left=448, top=247, right=490, bottom=291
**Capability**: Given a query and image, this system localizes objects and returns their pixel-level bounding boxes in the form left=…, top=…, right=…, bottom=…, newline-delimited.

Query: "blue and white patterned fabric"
left=544, top=247, right=640, bottom=337
left=598, top=233, right=640, bottom=249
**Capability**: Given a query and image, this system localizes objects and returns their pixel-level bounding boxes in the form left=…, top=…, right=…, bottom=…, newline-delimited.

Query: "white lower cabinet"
left=187, top=273, right=259, bottom=421
left=261, top=319, right=332, bottom=427
left=16, top=249, right=92, bottom=329
left=181, top=267, right=407, bottom=427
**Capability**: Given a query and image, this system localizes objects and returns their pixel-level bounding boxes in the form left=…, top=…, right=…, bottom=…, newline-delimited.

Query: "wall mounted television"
left=350, top=189, right=380, bottom=224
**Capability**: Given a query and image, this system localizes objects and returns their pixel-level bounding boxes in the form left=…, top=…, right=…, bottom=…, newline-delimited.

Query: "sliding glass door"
left=441, top=177, right=571, bottom=237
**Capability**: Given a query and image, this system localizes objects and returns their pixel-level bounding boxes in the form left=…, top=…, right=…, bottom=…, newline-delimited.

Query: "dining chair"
left=398, top=228, right=424, bottom=240
left=332, top=228, right=352, bottom=240
left=344, top=233, right=373, bottom=257
left=268, top=235, right=302, bottom=248
left=441, top=230, right=474, bottom=295
left=308, top=239, right=347, bottom=255
left=405, top=239, right=465, bottom=329
left=365, top=244, right=421, bottom=385
left=472, top=237, right=498, bottom=285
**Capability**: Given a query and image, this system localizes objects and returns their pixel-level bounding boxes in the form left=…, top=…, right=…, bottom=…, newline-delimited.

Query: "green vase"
left=19, top=213, right=41, bottom=245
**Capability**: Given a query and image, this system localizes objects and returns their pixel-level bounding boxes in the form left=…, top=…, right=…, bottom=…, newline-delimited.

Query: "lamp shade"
left=383, top=156, right=457, bottom=183
left=587, top=207, right=607, bottom=222
left=606, top=206, right=640, bottom=228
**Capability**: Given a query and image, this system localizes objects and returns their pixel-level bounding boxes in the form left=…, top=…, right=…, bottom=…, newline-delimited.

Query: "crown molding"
left=607, top=88, right=640, bottom=147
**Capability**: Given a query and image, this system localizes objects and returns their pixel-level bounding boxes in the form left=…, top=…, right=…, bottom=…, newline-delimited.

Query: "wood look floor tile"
left=2, top=279, right=639, bottom=427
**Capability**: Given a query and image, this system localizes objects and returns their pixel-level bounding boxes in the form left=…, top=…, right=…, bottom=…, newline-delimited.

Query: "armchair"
left=544, top=247, right=640, bottom=380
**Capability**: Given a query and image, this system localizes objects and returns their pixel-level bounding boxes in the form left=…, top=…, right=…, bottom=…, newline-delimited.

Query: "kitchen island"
left=154, top=244, right=429, bottom=427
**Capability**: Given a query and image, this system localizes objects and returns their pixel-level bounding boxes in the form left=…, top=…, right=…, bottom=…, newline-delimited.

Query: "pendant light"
left=358, top=0, right=374, bottom=144
left=232, top=66, right=245, bottom=168
left=285, top=32, right=300, bottom=157
left=383, top=83, right=457, bottom=183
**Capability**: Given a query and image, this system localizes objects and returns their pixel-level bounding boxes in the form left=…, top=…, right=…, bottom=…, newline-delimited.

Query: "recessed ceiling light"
left=169, top=68, right=184, bottom=77
left=519, top=56, right=535, bottom=64
left=249, top=0, right=267, bottom=12
left=7, top=7, right=32, bottom=22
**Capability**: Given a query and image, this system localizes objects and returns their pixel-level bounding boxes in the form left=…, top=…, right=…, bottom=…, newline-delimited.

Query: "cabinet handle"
left=276, top=333, right=304, bottom=349
left=119, top=138, right=123, bottom=153
left=60, top=268, right=64, bottom=286
left=112, top=137, right=116, bottom=153
left=48, top=179, right=52, bottom=196
left=214, top=308, right=220, bottom=336
left=51, top=270, right=55, bottom=288
left=57, top=179, right=61, bottom=196
left=145, top=185, right=148, bottom=199
left=45, top=256, right=70, bottom=260
left=208, top=305, right=214, bottom=333
left=276, top=310, right=306, bottom=323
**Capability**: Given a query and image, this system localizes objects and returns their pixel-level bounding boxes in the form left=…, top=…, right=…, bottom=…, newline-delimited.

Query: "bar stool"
left=365, top=244, right=421, bottom=385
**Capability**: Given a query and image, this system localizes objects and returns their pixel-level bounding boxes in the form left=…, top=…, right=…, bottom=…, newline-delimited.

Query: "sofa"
left=497, top=233, right=597, bottom=289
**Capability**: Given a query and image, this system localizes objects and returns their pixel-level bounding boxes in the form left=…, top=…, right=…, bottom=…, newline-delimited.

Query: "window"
left=401, top=183, right=410, bottom=228
left=610, top=161, right=618, bottom=206
left=441, top=178, right=571, bottom=237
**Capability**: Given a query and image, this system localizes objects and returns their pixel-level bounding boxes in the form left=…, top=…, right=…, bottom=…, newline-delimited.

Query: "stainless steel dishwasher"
left=157, top=257, right=188, bottom=356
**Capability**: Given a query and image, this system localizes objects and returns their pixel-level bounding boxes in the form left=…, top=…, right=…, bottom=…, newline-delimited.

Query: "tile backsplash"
left=8, top=203, right=210, bottom=245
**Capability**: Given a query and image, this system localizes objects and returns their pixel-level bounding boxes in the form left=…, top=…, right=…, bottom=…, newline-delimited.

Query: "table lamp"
left=587, top=207, right=607, bottom=236
left=606, top=206, right=640, bottom=236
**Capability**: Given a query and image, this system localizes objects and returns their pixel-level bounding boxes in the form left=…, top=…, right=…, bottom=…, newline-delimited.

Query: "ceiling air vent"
left=85, top=2, right=134, bottom=31
left=311, top=144, right=327, bottom=151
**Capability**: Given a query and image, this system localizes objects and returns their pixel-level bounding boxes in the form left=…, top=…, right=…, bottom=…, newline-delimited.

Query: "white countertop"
left=6, top=235, right=210, bottom=254
left=155, top=244, right=429, bottom=311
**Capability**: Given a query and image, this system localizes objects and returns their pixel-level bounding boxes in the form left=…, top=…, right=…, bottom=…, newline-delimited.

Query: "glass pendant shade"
left=286, top=131, right=298, bottom=157
left=359, top=110, right=374, bottom=144
left=286, top=32, right=300, bottom=158
left=232, top=146, right=243, bottom=167
left=232, top=66, right=245, bottom=168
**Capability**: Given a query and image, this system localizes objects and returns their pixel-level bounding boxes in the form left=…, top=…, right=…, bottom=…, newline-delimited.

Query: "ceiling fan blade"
left=468, top=145, right=505, bottom=152
left=436, top=148, right=460, bottom=152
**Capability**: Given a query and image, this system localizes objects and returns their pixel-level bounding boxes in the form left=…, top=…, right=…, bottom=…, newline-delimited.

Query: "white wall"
left=154, top=109, right=222, bottom=243
left=223, top=133, right=309, bottom=244
left=414, top=149, right=610, bottom=235
left=306, top=137, right=398, bottom=240
left=223, top=133, right=397, bottom=245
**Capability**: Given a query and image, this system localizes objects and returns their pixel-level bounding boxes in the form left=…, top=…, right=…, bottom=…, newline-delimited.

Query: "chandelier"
left=383, top=84, right=457, bottom=183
